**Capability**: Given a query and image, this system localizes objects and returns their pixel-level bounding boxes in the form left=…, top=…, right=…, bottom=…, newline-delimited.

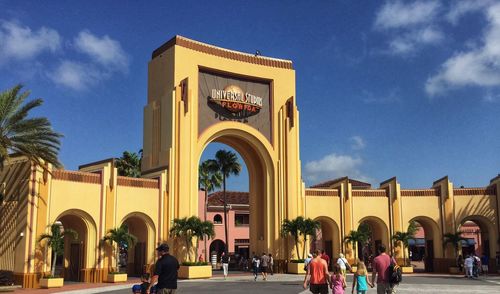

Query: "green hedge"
left=290, top=259, right=305, bottom=263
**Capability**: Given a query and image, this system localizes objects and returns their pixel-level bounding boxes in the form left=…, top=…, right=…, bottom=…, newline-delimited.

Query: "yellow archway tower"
left=141, top=36, right=304, bottom=260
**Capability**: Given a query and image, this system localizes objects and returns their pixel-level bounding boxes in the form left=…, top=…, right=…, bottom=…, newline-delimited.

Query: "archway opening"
left=409, top=217, right=440, bottom=272
left=199, top=142, right=251, bottom=271
left=357, top=217, right=389, bottom=269
left=312, top=217, right=340, bottom=270
left=459, top=219, right=489, bottom=258
left=122, top=215, right=148, bottom=277
left=57, top=214, right=87, bottom=282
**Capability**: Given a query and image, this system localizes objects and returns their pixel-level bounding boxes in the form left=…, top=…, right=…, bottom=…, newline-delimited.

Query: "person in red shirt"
left=303, top=249, right=331, bottom=294
left=371, top=244, right=395, bottom=294
left=320, top=250, right=330, bottom=269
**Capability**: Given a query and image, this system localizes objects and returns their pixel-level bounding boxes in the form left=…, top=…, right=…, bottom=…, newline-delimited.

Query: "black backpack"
left=388, top=262, right=402, bottom=286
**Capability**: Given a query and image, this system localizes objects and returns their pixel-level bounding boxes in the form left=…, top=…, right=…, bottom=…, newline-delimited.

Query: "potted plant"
left=443, top=231, right=466, bottom=274
left=102, top=224, right=137, bottom=282
left=171, top=216, right=214, bottom=279
left=38, top=222, right=78, bottom=288
left=392, top=221, right=418, bottom=273
left=281, top=217, right=319, bottom=274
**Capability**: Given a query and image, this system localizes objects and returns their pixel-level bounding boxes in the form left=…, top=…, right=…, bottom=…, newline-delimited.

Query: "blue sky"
left=1, top=0, right=499, bottom=190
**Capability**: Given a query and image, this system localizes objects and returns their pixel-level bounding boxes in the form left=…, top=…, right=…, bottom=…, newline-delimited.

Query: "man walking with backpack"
left=371, top=244, right=396, bottom=294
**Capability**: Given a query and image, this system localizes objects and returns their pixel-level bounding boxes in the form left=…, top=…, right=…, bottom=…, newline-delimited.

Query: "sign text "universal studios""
left=210, top=86, right=263, bottom=114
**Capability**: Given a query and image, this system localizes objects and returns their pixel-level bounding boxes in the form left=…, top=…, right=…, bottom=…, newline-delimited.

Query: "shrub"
left=290, top=259, right=305, bottom=263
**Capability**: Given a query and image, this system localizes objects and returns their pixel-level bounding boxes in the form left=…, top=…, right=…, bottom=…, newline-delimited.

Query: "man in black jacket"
left=147, top=244, right=179, bottom=294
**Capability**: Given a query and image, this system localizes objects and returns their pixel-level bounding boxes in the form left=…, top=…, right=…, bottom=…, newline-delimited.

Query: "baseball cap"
left=156, top=243, right=169, bottom=252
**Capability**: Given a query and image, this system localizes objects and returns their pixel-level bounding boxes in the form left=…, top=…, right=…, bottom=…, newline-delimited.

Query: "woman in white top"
left=336, top=253, right=350, bottom=277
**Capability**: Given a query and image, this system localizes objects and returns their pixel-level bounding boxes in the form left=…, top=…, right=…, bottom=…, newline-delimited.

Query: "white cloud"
left=0, top=20, right=60, bottom=62
left=48, top=60, right=103, bottom=91
left=374, top=0, right=441, bottom=30
left=374, top=1, right=443, bottom=56
left=304, top=153, right=370, bottom=184
left=350, top=136, right=366, bottom=150
left=426, top=3, right=500, bottom=95
left=74, top=30, right=129, bottom=72
left=446, top=0, right=494, bottom=25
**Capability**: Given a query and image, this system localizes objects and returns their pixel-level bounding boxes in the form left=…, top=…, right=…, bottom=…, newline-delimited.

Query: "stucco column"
left=433, top=176, right=455, bottom=258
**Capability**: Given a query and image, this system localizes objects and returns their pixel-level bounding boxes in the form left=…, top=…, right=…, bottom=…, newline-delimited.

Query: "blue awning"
left=408, top=238, right=425, bottom=246
left=461, top=239, right=476, bottom=247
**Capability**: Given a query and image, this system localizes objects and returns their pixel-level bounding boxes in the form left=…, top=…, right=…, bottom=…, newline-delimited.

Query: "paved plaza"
left=16, top=273, right=494, bottom=294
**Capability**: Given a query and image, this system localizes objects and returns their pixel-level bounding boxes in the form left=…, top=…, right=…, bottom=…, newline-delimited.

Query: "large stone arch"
left=358, top=216, right=390, bottom=255
left=457, top=215, right=497, bottom=258
left=55, top=209, right=98, bottom=281
left=120, top=212, right=157, bottom=275
left=313, top=216, right=341, bottom=263
left=197, top=123, right=276, bottom=256
left=409, top=216, right=441, bottom=272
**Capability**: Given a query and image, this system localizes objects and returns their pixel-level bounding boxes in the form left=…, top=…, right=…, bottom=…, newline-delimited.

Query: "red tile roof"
left=310, top=177, right=371, bottom=189
left=207, top=191, right=249, bottom=206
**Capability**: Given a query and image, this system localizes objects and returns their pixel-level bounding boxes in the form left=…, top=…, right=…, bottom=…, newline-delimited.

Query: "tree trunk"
left=302, top=235, right=307, bottom=260
left=195, top=238, right=199, bottom=262
left=115, top=242, right=120, bottom=272
left=295, top=237, right=300, bottom=260
left=204, top=190, right=208, bottom=262
left=51, top=250, right=57, bottom=277
left=354, top=242, right=357, bottom=261
left=223, top=177, right=229, bottom=254
left=186, top=237, right=191, bottom=262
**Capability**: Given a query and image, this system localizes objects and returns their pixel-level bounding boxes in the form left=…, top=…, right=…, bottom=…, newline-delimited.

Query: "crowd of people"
left=303, top=245, right=398, bottom=294
left=456, top=252, right=489, bottom=278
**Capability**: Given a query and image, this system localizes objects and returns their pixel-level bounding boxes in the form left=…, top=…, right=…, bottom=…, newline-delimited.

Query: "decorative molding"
left=117, top=176, right=159, bottom=189
left=152, top=35, right=294, bottom=69
left=401, top=189, right=440, bottom=197
left=53, top=170, right=101, bottom=184
left=305, top=189, right=338, bottom=197
left=352, top=189, right=387, bottom=197
left=454, top=187, right=496, bottom=196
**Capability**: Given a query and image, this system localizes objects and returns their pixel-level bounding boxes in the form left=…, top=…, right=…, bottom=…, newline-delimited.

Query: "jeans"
left=465, top=266, right=473, bottom=277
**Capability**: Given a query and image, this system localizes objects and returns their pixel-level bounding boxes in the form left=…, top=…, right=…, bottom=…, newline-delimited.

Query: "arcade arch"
left=197, top=124, right=275, bottom=256
left=313, top=217, right=340, bottom=267
left=120, top=212, right=156, bottom=276
left=55, top=209, right=97, bottom=282
left=458, top=215, right=497, bottom=259
left=408, top=216, right=441, bottom=272
left=358, top=216, right=389, bottom=259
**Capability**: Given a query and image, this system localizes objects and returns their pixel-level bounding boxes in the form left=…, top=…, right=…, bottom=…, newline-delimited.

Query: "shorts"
left=309, top=283, right=329, bottom=294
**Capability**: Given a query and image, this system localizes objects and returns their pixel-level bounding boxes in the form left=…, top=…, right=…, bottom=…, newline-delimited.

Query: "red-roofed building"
left=198, top=190, right=250, bottom=262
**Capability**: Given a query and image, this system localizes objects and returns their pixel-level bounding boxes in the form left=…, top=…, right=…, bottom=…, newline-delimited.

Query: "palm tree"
left=392, top=232, right=414, bottom=266
left=281, top=217, right=303, bottom=260
left=0, top=84, right=62, bottom=170
left=102, top=224, right=137, bottom=272
left=198, top=160, right=222, bottom=261
left=38, top=222, right=78, bottom=277
left=207, top=150, right=241, bottom=254
left=192, top=218, right=215, bottom=262
left=301, top=218, right=321, bottom=259
left=344, top=230, right=369, bottom=261
left=115, top=151, right=141, bottom=177
left=170, top=216, right=213, bottom=262
left=443, top=231, right=466, bottom=259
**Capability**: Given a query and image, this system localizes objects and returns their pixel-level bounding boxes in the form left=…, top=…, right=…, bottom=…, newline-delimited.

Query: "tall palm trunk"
left=223, top=177, right=229, bottom=254
left=204, top=190, right=208, bottom=262
left=295, top=237, right=300, bottom=260
left=115, top=242, right=120, bottom=271
left=51, top=251, right=57, bottom=277
left=302, top=235, right=307, bottom=260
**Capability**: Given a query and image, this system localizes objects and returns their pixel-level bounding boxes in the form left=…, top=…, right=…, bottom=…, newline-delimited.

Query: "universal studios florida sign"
left=209, top=85, right=263, bottom=115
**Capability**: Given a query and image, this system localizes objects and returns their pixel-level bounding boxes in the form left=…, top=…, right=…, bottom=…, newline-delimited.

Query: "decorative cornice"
left=152, top=35, right=294, bottom=70
left=453, top=187, right=496, bottom=196
left=305, top=189, right=339, bottom=197
left=117, top=176, right=159, bottom=189
left=53, top=170, right=101, bottom=184
left=401, top=189, right=440, bottom=197
left=352, top=189, right=387, bottom=197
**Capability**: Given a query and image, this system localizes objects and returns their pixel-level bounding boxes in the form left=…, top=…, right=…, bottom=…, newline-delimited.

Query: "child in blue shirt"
left=351, top=261, right=373, bottom=294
